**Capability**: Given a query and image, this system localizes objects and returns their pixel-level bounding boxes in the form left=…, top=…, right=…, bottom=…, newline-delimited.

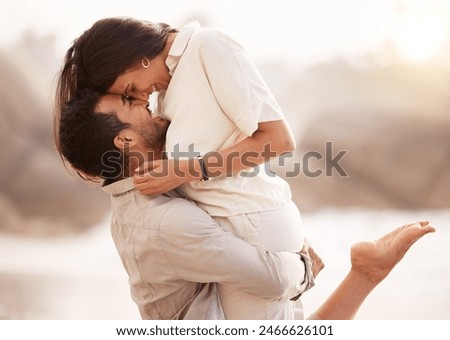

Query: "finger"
left=135, top=166, right=152, bottom=176
left=133, top=182, right=146, bottom=192
left=415, top=224, right=435, bottom=235
left=397, top=222, right=418, bottom=231
left=134, top=162, right=157, bottom=175
left=302, top=240, right=310, bottom=249
left=404, top=223, right=435, bottom=237
left=394, top=224, right=435, bottom=254
left=137, top=187, right=157, bottom=195
left=133, top=173, right=154, bottom=184
left=141, top=189, right=157, bottom=195
left=133, top=176, right=146, bottom=184
left=380, top=221, right=432, bottom=241
left=134, top=181, right=155, bottom=193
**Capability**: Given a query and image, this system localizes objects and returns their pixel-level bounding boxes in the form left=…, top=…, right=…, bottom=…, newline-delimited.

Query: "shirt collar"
left=101, top=177, right=135, bottom=196
left=166, top=21, right=201, bottom=75
left=101, top=177, right=183, bottom=200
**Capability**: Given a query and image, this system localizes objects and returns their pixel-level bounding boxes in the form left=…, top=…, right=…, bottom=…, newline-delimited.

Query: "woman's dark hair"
left=55, top=17, right=177, bottom=126
left=57, top=89, right=130, bottom=180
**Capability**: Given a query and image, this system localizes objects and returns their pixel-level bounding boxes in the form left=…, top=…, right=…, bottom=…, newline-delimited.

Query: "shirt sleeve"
left=158, top=199, right=305, bottom=301
left=195, top=29, right=285, bottom=137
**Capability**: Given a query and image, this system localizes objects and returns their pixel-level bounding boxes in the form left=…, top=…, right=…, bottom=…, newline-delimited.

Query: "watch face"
left=197, top=156, right=209, bottom=181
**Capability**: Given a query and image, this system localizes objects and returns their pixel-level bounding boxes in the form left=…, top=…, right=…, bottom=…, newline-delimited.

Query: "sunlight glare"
left=394, top=15, right=447, bottom=62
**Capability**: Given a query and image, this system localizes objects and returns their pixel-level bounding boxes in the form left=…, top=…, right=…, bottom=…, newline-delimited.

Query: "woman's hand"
left=350, top=221, right=436, bottom=285
left=133, top=159, right=202, bottom=195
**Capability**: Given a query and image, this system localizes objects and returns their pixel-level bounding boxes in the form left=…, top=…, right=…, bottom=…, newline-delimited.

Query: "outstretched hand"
left=350, top=221, right=435, bottom=284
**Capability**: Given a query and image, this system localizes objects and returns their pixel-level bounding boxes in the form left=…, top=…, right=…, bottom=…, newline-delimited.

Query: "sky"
left=2, top=0, right=450, bottom=66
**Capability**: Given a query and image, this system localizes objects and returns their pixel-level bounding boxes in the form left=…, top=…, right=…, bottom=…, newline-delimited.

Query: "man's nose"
left=134, top=91, right=149, bottom=101
left=132, top=98, right=149, bottom=106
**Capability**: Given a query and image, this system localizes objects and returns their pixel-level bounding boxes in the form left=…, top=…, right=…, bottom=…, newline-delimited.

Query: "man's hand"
left=350, top=221, right=435, bottom=284
left=291, top=240, right=324, bottom=300
left=134, top=159, right=199, bottom=195
left=300, top=239, right=325, bottom=279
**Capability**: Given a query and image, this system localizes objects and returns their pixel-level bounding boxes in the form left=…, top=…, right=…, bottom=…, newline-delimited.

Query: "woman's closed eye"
left=126, top=84, right=149, bottom=100
left=121, top=95, right=134, bottom=106
left=124, top=84, right=136, bottom=97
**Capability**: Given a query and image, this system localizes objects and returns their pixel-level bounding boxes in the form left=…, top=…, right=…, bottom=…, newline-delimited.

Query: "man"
left=55, top=89, right=435, bottom=319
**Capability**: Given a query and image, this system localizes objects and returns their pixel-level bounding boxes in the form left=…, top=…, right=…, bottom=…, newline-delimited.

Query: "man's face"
left=96, top=94, right=169, bottom=152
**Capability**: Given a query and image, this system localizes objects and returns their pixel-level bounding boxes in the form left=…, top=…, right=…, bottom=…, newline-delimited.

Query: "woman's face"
left=108, top=56, right=171, bottom=100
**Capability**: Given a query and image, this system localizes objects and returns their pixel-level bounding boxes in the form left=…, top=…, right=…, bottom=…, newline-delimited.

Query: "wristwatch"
left=197, top=155, right=210, bottom=181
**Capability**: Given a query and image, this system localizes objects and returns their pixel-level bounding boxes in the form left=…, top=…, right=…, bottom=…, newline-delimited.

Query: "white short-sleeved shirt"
left=159, top=21, right=293, bottom=217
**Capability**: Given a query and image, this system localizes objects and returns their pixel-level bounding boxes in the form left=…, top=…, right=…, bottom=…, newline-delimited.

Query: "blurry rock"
left=0, top=51, right=110, bottom=235
left=261, top=59, right=450, bottom=137
left=287, top=110, right=450, bottom=211
left=259, top=59, right=450, bottom=211
left=0, top=195, right=24, bottom=233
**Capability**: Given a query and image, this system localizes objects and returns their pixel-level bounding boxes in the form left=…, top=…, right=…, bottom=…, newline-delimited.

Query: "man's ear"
left=113, top=130, right=137, bottom=150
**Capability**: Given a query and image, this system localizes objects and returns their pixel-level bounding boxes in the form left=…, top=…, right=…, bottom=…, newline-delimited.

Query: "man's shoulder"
left=160, top=197, right=209, bottom=220
left=111, top=192, right=194, bottom=228
left=136, top=196, right=199, bottom=223
left=160, top=196, right=197, bottom=212
left=159, top=197, right=215, bottom=232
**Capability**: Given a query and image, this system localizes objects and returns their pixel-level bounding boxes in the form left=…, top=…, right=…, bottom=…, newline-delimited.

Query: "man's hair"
left=55, top=17, right=177, bottom=125
left=56, top=89, right=129, bottom=180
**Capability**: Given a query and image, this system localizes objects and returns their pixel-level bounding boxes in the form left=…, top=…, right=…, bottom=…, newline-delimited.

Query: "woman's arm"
left=133, top=119, right=295, bottom=195
left=204, top=119, right=295, bottom=178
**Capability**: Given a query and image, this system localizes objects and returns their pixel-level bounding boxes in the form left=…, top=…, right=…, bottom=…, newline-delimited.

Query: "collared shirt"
left=102, top=178, right=306, bottom=320
left=158, top=21, right=293, bottom=217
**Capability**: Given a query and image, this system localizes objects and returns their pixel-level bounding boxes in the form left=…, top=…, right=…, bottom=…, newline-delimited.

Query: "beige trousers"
left=214, top=201, right=305, bottom=320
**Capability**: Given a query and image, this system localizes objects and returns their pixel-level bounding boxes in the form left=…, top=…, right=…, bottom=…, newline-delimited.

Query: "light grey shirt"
left=102, top=178, right=306, bottom=320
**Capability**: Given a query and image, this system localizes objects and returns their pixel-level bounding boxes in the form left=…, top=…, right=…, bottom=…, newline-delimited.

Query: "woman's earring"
left=141, top=58, right=150, bottom=68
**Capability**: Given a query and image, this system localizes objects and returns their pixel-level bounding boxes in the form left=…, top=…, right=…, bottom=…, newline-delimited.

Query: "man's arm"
left=308, top=221, right=435, bottom=320
left=158, top=199, right=306, bottom=301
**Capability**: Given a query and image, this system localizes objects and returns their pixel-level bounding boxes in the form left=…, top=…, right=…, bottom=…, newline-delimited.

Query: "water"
left=0, top=208, right=448, bottom=319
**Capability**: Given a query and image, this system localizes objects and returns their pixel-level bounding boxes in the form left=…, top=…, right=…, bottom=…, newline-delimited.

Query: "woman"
left=56, top=17, right=306, bottom=319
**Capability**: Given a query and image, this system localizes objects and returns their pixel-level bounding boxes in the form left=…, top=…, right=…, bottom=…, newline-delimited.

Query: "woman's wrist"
left=180, top=158, right=205, bottom=182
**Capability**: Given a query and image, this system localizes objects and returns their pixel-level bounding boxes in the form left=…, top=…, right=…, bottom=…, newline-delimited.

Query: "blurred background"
left=0, top=0, right=449, bottom=319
